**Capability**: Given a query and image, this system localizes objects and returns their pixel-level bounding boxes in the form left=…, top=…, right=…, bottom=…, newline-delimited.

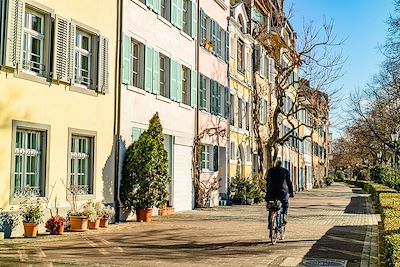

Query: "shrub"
left=326, top=175, right=334, bottom=186
left=335, top=171, right=345, bottom=182
left=251, top=174, right=266, bottom=203
left=0, top=209, right=19, bottom=232
left=120, top=113, right=171, bottom=210
left=82, top=201, right=99, bottom=222
left=100, top=205, right=115, bottom=219
left=385, top=234, right=400, bottom=267
left=230, top=175, right=247, bottom=204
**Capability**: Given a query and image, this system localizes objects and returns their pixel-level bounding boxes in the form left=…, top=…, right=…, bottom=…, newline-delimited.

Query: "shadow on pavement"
left=302, top=225, right=367, bottom=267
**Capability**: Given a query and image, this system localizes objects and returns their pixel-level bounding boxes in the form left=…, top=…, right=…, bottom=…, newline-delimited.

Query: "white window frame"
left=130, top=38, right=143, bottom=88
left=201, top=144, right=213, bottom=172
left=230, top=142, right=236, bottom=161
left=70, top=135, right=94, bottom=195
left=74, top=29, right=92, bottom=88
left=159, top=53, right=170, bottom=98
left=22, top=8, right=45, bottom=75
left=182, top=65, right=190, bottom=105
left=182, top=0, right=190, bottom=35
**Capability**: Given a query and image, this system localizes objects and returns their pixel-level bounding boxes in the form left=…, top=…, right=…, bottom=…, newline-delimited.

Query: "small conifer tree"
left=120, top=113, right=171, bottom=210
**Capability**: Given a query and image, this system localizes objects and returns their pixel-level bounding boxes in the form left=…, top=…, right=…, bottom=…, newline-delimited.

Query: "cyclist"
left=266, top=160, right=294, bottom=224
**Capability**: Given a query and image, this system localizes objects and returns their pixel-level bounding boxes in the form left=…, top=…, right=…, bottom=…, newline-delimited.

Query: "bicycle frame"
left=267, top=200, right=285, bottom=244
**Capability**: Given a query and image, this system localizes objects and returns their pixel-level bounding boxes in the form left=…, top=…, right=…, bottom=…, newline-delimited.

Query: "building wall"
left=120, top=0, right=196, bottom=211
left=0, top=0, right=117, bottom=210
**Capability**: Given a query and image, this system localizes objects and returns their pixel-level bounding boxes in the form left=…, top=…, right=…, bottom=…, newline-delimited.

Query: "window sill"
left=180, top=30, right=193, bottom=41
left=126, top=84, right=146, bottom=95
left=179, top=102, right=192, bottom=110
left=156, top=94, right=172, bottom=104
left=66, top=193, right=95, bottom=202
left=14, top=71, right=50, bottom=86
left=70, top=85, right=98, bottom=97
left=201, top=170, right=215, bottom=174
left=157, top=15, right=172, bottom=28
left=132, top=0, right=147, bottom=11
left=10, top=196, right=48, bottom=205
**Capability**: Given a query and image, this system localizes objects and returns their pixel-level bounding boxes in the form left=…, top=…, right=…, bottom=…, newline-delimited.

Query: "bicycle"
left=266, top=199, right=285, bottom=245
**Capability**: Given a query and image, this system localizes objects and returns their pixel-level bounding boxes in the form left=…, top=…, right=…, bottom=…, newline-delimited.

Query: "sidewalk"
left=0, top=183, right=380, bottom=267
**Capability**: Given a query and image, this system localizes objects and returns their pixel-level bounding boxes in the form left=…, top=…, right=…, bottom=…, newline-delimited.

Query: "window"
left=238, top=15, right=245, bottom=33
left=237, top=39, right=244, bottom=73
left=160, top=0, right=170, bottom=20
left=22, top=8, right=45, bottom=75
left=200, top=10, right=208, bottom=44
left=182, top=66, right=190, bottom=105
left=13, top=129, right=47, bottom=197
left=74, top=30, right=92, bottom=87
left=200, top=74, right=207, bottom=110
left=210, top=81, right=221, bottom=115
left=230, top=142, right=236, bottom=160
left=70, top=135, right=94, bottom=195
left=201, top=145, right=212, bottom=171
left=131, top=39, right=143, bottom=88
left=213, top=146, right=219, bottom=171
left=159, top=53, right=170, bottom=97
left=246, top=146, right=251, bottom=162
left=182, top=0, right=190, bottom=35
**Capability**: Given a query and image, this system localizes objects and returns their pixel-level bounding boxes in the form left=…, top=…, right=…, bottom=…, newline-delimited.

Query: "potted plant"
left=99, top=205, right=115, bottom=228
left=121, top=113, right=172, bottom=223
left=45, top=216, right=66, bottom=235
left=20, top=200, right=43, bottom=238
left=66, top=186, right=88, bottom=232
left=0, top=209, right=20, bottom=239
left=83, top=201, right=100, bottom=230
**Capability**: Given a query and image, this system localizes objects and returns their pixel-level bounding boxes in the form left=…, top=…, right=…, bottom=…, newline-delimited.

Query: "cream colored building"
left=0, top=0, right=116, bottom=214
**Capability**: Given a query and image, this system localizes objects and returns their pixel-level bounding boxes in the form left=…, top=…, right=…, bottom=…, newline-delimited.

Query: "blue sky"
left=285, top=0, right=393, bottom=139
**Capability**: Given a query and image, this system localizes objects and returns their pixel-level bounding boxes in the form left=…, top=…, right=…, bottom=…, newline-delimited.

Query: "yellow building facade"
left=0, top=0, right=116, bottom=212
left=228, top=3, right=254, bottom=179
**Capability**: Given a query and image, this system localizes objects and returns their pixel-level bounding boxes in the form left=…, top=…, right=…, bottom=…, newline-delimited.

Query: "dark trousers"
left=282, top=199, right=289, bottom=215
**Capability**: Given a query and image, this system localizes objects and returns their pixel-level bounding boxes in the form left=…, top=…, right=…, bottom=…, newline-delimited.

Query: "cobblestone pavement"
left=0, top=183, right=380, bottom=267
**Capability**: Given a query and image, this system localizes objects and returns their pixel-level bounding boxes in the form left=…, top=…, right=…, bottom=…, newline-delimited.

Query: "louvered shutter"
left=260, top=49, right=265, bottom=78
left=176, top=0, right=183, bottom=29
left=176, top=63, right=182, bottom=102
left=144, top=45, right=153, bottom=92
left=199, top=74, right=205, bottom=110
left=153, top=0, right=160, bottom=14
left=170, top=60, right=177, bottom=101
left=191, top=70, right=197, bottom=108
left=68, top=22, right=76, bottom=84
left=268, top=58, right=275, bottom=83
left=225, top=31, right=229, bottom=63
left=213, top=146, right=219, bottom=171
left=98, top=36, right=109, bottom=93
left=191, top=0, right=197, bottom=39
left=53, top=15, right=69, bottom=82
left=210, top=80, right=215, bottom=114
left=4, top=0, right=23, bottom=68
left=200, top=9, right=204, bottom=43
left=146, top=0, right=154, bottom=9
left=254, top=44, right=260, bottom=72
left=152, top=49, right=159, bottom=94
left=0, top=0, right=5, bottom=65
left=224, top=87, right=230, bottom=119
left=171, top=0, right=177, bottom=26
left=122, top=33, right=131, bottom=84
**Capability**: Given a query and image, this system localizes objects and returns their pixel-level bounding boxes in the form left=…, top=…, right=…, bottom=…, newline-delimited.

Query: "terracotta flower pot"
left=70, top=216, right=88, bottom=232
left=136, top=208, right=153, bottom=223
left=23, top=223, right=39, bottom=238
left=50, top=225, right=64, bottom=235
left=158, top=208, right=168, bottom=217
left=100, top=218, right=109, bottom=228
left=88, top=219, right=100, bottom=230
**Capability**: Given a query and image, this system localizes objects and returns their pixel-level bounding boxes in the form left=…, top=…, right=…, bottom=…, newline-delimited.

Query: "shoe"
left=283, top=215, right=287, bottom=224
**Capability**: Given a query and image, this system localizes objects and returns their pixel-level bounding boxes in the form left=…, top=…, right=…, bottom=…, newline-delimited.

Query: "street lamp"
left=391, top=129, right=399, bottom=168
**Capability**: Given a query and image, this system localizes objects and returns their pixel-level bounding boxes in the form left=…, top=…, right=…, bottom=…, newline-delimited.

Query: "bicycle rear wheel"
left=270, top=213, right=278, bottom=245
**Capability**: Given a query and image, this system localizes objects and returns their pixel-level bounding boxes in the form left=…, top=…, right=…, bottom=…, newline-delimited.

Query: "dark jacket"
left=266, top=166, right=294, bottom=201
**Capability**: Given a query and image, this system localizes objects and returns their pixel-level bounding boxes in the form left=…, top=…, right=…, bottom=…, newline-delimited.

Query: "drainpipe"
left=226, top=16, right=231, bottom=205
left=113, top=0, right=123, bottom=222
left=194, top=0, right=200, bottom=209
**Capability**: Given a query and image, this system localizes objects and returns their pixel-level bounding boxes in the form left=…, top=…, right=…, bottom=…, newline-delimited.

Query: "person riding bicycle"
left=266, top=160, right=294, bottom=224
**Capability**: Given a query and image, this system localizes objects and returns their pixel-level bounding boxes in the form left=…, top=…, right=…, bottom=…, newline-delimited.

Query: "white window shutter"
left=268, top=58, right=275, bottom=83
left=170, top=60, right=177, bottom=101
left=260, top=49, right=265, bottom=78
left=176, top=63, right=182, bottom=102
left=190, top=70, right=197, bottom=108
left=4, top=0, right=23, bottom=68
left=68, top=22, right=76, bottom=84
left=53, top=15, right=70, bottom=82
left=98, top=36, right=109, bottom=94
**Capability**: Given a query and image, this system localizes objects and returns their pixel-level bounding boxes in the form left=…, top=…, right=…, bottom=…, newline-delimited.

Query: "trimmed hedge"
left=345, top=180, right=400, bottom=266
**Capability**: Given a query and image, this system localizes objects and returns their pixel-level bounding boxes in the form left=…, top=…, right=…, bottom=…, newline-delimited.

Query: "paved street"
left=0, top=183, right=380, bottom=267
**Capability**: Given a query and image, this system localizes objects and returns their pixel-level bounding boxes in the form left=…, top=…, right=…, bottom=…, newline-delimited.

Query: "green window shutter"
left=191, top=0, right=197, bottom=39
left=144, top=46, right=153, bottom=92
left=146, top=0, right=154, bottom=9
left=199, top=74, right=205, bottom=110
left=211, top=20, right=216, bottom=46
left=200, top=9, right=204, bottom=43
left=152, top=49, right=159, bottom=94
left=225, top=31, right=229, bottom=63
left=132, top=128, right=142, bottom=142
left=122, top=34, right=131, bottom=84
left=210, top=80, right=215, bottom=114
left=213, top=146, right=219, bottom=171
left=177, top=0, right=183, bottom=29
left=177, top=63, right=183, bottom=102
left=171, top=0, right=178, bottom=27
left=200, top=145, right=205, bottom=170
left=170, top=60, right=177, bottom=101
left=153, top=0, right=161, bottom=14
left=217, top=84, right=221, bottom=114
left=224, top=87, right=230, bottom=119
left=191, top=70, right=197, bottom=108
